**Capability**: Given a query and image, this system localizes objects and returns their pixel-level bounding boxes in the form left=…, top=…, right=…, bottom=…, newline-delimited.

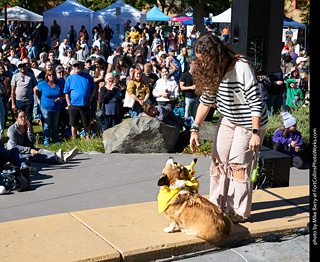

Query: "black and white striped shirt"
left=199, top=60, right=268, bottom=129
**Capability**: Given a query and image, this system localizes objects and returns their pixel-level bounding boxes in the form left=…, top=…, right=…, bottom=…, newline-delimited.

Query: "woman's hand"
left=249, top=134, right=261, bottom=151
left=12, top=104, right=17, bottom=112
left=26, top=121, right=32, bottom=132
left=55, top=97, right=63, bottom=103
left=291, top=140, right=297, bottom=147
left=190, top=133, right=200, bottom=153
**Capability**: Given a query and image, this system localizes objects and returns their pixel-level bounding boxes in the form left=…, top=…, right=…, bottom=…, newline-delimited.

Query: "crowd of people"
left=0, top=19, right=309, bottom=169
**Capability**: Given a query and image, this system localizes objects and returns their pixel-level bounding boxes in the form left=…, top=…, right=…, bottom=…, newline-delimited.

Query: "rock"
left=199, top=121, right=217, bottom=142
left=103, top=117, right=180, bottom=154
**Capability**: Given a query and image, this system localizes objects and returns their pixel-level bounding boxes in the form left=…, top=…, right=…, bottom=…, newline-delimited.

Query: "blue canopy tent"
left=283, top=16, right=307, bottom=49
left=283, top=16, right=306, bottom=29
left=146, top=6, right=170, bottom=21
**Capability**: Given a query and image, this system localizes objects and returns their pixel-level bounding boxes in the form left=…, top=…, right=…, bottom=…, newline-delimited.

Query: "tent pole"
left=4, top=3, right=8, bottom=36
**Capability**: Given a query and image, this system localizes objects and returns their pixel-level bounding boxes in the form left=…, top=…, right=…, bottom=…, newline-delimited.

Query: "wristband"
left=190, top=126, right=199, bottom=133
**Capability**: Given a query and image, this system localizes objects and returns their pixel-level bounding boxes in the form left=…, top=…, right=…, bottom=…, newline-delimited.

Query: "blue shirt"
left=63, top=72, right=96, bottom=106
left=37, top=81, right=63, bottom=111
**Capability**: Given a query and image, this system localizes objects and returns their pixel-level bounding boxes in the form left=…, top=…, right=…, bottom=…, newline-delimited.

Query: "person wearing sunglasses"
left=11, top=61, right=38, bottom=122
left=34, top=70, right=64, bottom=146
left=64, top=60, right=96, bottom=138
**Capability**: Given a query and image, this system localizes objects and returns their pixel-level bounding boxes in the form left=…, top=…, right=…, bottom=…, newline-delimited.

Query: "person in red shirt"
left=19, top=42, right=28, bottom=60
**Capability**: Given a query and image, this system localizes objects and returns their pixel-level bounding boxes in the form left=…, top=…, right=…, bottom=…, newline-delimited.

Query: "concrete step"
left=0, top=185, right=309, bottom=262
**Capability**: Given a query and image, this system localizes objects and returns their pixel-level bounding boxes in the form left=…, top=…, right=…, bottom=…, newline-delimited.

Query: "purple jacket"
left=273, top=129, right=303, bottom=157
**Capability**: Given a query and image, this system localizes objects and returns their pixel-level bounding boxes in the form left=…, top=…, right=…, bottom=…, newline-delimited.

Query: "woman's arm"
left=189, top=103, right=211, bottom=153
left=33, top=86, right=41, bottom=105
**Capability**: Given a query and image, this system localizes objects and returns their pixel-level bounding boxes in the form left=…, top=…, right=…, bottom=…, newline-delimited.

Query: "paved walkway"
left=0, top=153, right=310, bottom=261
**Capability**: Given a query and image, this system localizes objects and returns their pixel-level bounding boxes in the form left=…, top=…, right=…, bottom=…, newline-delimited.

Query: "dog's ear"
left=158, top=174, right=169, bottom=186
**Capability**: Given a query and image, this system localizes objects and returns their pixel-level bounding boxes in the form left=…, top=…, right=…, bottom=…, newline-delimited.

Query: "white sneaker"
left=64, top=148, right=78, bottom=162
left=56, top=149, right=64, bottom=163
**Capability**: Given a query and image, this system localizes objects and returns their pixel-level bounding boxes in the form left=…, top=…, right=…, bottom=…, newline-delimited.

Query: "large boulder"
left=103, top=117, right=180, bottom=154
left=199, top=121, right=217, bottom=142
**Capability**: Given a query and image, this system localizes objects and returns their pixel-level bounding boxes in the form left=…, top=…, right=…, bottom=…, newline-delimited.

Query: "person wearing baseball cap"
left=272, top=112, right=304, bottom=169
left=296, top=56, right=307, bottom=65
left=165, top=46, right=180, bottom=78
left=281, top=49, right=295, bottom=75
left=111, top=70, right=120, bottom=77
left=295, top=55, right=309, bottom=96
left=64, top=60, right=96, bottom=138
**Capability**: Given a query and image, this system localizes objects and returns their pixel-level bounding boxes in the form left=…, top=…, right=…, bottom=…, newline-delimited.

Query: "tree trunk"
left=193, top=0, right=204, bottom=34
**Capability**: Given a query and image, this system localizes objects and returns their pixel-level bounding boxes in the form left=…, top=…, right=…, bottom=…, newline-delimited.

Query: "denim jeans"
left=33, top=94, right=42, bottom=121
left=41, top=108, right=60, bottom=145
left=184, top=96, right=199, bottom=118
left=0, top=99, right=5, bottom=135
left=0, top=147, right=27, bottom=169
left=16, top=99, right=34, bottom=122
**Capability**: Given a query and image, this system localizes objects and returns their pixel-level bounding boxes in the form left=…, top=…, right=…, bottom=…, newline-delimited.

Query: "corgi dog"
left=157, top=157, right=232, bottom=242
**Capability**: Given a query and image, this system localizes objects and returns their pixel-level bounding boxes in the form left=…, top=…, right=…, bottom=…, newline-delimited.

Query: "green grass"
left=4, top=117, right=105, bottom=153
left=35, top=136, right=105, bottom=153
left=4, top=104, right=310, bottom=158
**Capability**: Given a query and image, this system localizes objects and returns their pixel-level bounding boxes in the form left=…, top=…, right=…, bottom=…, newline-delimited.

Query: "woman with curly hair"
left=189, top=34, right=268, bottom=224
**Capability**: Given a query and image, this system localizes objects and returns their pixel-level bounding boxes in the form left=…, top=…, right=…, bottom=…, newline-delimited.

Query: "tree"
left=78, top=0, right=112, bottom=11
left=123, top=0, right=178, bottom=15
left=185, top=0, right=230, bottom=34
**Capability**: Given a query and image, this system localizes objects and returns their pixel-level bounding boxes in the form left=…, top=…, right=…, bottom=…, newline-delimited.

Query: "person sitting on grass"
left=272, top=112, right=304, bottom=169
left=6, top=109, right=78, bottom=164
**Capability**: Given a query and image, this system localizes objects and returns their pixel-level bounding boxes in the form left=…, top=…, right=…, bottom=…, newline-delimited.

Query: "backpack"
left=0, top=168, right=30, bottom=193
left=0, top=170, right=17, bottom=192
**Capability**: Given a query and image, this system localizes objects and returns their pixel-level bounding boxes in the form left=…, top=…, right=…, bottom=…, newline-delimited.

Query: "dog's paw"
left=164, top=227, right=173, bottom=233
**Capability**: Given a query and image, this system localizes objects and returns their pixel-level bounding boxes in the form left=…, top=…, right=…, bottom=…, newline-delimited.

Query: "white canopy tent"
left=93, top=0, right=146, bottom=47
left=212, top=8, right=307, bottom=48
left=43, top=0, right=94, bottom=45
left=211, top=8, right=231, bottom=23
left=0, top=6, right=43, bottom=22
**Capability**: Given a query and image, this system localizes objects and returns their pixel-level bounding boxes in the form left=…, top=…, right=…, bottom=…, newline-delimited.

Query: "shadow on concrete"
left=29, top=172, right=54, bottom=191
left=250, top=195, right=309, bottom=222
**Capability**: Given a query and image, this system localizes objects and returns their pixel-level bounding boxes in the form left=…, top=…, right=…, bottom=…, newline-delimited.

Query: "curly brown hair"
left=193, top=34, right=236, bottom=96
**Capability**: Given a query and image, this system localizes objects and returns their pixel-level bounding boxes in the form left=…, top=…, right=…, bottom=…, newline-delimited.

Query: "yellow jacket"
left=127, top=80, right=150, bottom=100
left=157, top=178, right=199, bottom=213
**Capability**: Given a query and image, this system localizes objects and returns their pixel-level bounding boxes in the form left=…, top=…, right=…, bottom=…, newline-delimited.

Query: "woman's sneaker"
left=64, top=148, right=78, bottom=162
left=227, top=212, right=248, bottom=224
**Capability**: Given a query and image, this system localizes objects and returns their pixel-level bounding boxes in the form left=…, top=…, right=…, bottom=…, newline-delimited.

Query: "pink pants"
left=209, top=116, right=266, bottom=218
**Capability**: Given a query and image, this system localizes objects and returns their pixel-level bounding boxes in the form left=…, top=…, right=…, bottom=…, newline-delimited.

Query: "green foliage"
left=78, top=0, right=112, bottom=11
